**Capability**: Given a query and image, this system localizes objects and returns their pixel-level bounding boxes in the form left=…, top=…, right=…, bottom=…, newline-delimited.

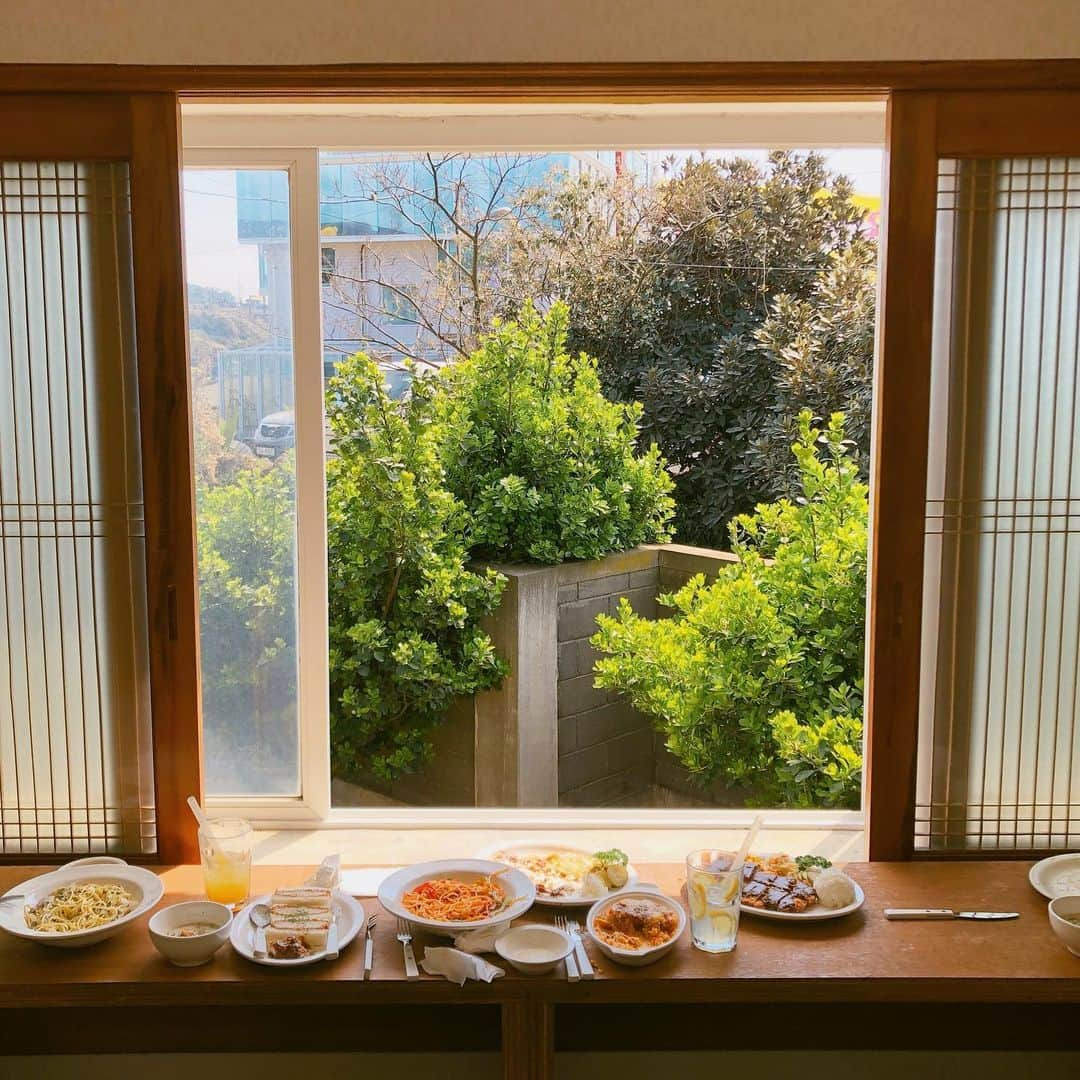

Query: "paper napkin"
left=453, top=923, right=509, bottom=954
left=339, top=866, right=402, bottom=898
left=420, top=946, right=505, bottom=985
left=305, top=854, right=341, bottom=890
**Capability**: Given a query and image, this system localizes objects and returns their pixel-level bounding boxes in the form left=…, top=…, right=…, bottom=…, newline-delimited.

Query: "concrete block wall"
left=553, top=545, right=739, bottom=807
left=657, top=543, right=738, bottom=595
left=555, top=549, right=659, bottom=807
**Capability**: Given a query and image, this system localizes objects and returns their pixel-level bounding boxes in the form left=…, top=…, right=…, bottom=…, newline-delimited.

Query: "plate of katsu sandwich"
left=739, top=853, right=864, bottom=921
left=231, top=884, right=365, bottom=966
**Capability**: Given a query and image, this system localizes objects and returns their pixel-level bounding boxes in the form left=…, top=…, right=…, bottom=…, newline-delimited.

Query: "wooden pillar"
left=501, top=1000, right=554, bottom=1080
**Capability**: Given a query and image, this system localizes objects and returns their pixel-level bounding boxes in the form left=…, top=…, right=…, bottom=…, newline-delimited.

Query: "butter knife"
left=363, top=915, right=376, bottom=980
left=884, top=908, right=1019, bottom=921
left=567, top=920, right=594, bottom=979
left=324, top=914, right=339, bottom=960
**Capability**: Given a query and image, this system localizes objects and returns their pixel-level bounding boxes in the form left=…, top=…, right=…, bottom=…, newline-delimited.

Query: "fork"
left=396, top=916, right=420, bottom=979
left=363, top=913, right=377, bottom=980
left=565, top=917, right=594, bottom=979
left=555, top=915, right=580, bottom=982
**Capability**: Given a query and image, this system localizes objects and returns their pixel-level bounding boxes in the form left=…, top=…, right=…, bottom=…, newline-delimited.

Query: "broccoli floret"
left=592, top=848, right=629, bottom=866
left=795, top=854, right=832, bottom=872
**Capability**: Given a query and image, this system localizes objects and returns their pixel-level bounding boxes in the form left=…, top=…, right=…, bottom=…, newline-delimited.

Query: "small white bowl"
left=149, top=901, right=233, bottom=967
left=494, top=923, right=573, bottom=975
left=586, top=890, right=686, bottom=967
left=1048, top=895, right=1080, bottom=957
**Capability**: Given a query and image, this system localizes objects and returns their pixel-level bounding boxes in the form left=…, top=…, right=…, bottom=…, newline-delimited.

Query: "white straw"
left=732, top=814, right=764, bottom=871
left=187, top=795, right=210, bottom=831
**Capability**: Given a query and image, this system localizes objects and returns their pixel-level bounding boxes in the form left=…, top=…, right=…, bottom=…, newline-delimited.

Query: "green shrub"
left=437, top=301, right=676, bottom=564
left=326, top=355, right=508, bottom=782
left=591, top=410, right=866, bottom=808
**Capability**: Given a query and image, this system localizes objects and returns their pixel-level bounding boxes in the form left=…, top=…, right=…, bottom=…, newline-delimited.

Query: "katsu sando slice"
left=270, top=886, right=331, bottom=910
left=270, top=903, right=331, bottom=929
left=266, top=923, right=328, bottom=956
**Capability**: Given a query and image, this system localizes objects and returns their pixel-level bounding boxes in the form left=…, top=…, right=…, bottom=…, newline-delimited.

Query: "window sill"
left=251, top=820, right=865, bottom=866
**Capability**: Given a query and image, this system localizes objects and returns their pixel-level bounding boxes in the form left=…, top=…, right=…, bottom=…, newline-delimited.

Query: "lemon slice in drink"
left=709, top=910, right=735, bottom=937
left=721, top=872, right=740, bottom=903
left=688, top=878, right=707, bottom=919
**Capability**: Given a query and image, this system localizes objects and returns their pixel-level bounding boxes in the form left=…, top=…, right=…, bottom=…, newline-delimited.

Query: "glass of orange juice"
left=198, top=818, right=253, bottom=908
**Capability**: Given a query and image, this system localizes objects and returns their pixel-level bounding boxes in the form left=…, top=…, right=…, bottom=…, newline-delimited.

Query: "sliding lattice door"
left=0, top=94, right=201, bottom=861
left=868, top=91, right=1080, bottom=858
left=0, top=161, right=155, bottom=855
left=916, top=156, right=1080, bottom=851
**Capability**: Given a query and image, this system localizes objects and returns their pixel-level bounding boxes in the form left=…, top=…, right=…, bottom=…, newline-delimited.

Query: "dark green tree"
left=196, top=455, right=299, bottom=793
left=495, top=152, right=874, bottom=547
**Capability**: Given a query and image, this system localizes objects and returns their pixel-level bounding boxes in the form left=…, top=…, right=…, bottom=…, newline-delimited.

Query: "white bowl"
left=494, top=923, right=573, bottom=975
left=1030, top=853, right=1080, bottom=900
left=377, top=859, right=536, bottom=934
left=0, top=857, right=165, bottom=949
left=1048, top=895, right=1080, bottom=957
left=149, top=901, right=233, bottom=966
left=586, top=890, right=686, bottom=967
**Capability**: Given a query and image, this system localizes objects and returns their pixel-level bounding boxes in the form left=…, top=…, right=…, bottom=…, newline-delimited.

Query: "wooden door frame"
left=0, top=93, right=201, bottom=863
left=5, top=67, right=1080, bottom=863
left=1, top=59, right=1080, bottom=96
left=867, top=88, right=1080, bottom=859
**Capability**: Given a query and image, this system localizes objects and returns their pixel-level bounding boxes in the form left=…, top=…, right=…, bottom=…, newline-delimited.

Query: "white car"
left=250, top=409, right=295, bottom=457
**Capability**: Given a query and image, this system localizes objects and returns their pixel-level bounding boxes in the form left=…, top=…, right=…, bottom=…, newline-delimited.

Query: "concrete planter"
left=334, top=543, right=741, bottom=808
left=471, top=543, right=740, bottom=807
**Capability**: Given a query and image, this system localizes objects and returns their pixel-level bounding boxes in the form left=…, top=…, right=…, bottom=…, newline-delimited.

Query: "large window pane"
left=320, top=148, right=879, bottom=811
left=183, top=169, right=300, bottom=797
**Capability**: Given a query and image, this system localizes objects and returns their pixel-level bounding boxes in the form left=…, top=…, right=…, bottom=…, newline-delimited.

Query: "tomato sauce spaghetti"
left=401, top=874, right=507, bottom=922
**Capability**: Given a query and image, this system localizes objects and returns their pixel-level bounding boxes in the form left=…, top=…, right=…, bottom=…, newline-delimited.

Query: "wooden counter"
left=1, top=861, right=1077, bottom=1077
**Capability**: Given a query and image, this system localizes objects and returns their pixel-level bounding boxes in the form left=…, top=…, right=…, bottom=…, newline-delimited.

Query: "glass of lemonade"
left=199, top=818, right=253, bottom=907
left=686, top=849, right=743, bottom=953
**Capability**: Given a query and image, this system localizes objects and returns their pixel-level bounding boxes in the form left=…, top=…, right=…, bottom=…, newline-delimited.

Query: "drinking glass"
left=199, top=818, right=253, bottom=907
left=686, top=849, right=743, bottom=953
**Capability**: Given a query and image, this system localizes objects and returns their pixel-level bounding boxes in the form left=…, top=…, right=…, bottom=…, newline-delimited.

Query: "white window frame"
left=181, top=103, right=884, bottom=834
left=184, top=147, right=330, bottom=822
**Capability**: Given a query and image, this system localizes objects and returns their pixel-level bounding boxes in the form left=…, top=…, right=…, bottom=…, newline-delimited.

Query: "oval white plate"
left=478, top=842, right=639, bottom=907
left=0, top=857, right=165, bottom=948
left=378, top=859, right=535, bottom=934
left=1029, top=853, right=1080, bottom=900
left=230, top=890, right=364, bottom=967
left=739, top=880, right=865, bottom=921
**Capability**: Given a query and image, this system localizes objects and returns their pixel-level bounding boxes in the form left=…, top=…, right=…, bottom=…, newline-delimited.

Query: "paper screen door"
left=0, top=95, right=199, bottom=861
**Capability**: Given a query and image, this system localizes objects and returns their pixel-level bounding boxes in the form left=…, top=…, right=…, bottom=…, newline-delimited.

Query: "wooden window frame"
left=4, top=64, right=1080, bottom=861
left=868, top=88, right=1080, bottom=860
left=0, top=93, right=201, bottom=863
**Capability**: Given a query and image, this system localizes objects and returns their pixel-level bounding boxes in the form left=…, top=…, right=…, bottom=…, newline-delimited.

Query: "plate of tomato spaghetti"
left=378, top=859, right=535, bottom=933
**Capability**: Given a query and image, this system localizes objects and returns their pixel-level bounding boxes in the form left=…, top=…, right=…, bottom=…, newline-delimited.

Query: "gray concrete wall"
left=555, top=549, right=659, bottom=807
left=657, top=543, right=739, bottom=594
